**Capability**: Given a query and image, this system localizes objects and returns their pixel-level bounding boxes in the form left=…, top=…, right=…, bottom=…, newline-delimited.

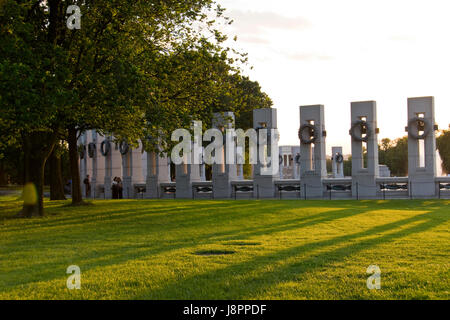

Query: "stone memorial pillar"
left=176, top=121, right=202, bottom=199
left=79, top=132, right=88, bottom=197
left=145, top=149, right=170, bottom=199
left=293, top=146, right=301, bottom=180
left=350, top=101, right=379, bottom=199
left=279, top=147, right=285, bottom=179
left=212, top=112, right=237, bottom=198
left=101, top=136, right=113, bottom=199
left=200, top=147, right=206, bottom=182
left=331, top=146, right=344, bottom=178
left=88, top=130, right=98, bottom=198
left=253, top=108, right=279, bottom=198
left=95, top=134, right=106, bottom=198
left=168, top=157, right=173, bottom=182
left=236, top=145, right=245, bottom=180
left=299, top=105, right=327, bottom=199
left=131, top=142, right=145, bottom=198
left=407, top=97, right=437, bottom=198
left=120, top=141, right=133, bottom=199
left=111, top=140, right=123, bottom=197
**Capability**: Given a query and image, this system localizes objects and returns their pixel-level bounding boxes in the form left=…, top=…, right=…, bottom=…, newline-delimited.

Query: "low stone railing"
left=436, top=176, right=450, bottom=199
left=322, top=178, right=352, bottom=200
left=274, top=179, right=301, bottom=199
left=159, top=182, right=176, bottom=199
left=231, top=180, right=254, bottom=200
left=376, top=177, right=409, bottom=199
left=91, top=176, right=450, bottom=200
left=191, top=181, right=214, bottom=199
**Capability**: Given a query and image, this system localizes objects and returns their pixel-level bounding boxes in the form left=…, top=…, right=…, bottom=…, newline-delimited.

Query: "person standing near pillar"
left=112, top=177, right=118, bottom=199
left=83, top=175, right=91, bottom=198
left=117, top=177, right=123, bottom=199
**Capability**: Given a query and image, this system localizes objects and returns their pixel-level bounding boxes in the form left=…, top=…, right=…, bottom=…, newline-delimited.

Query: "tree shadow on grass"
left=0, top=202, right=365, bottom=292
left=1, top=200, right=446, bottom=297
left=2, top=197, right=362, bottom=239
left=133, top=207, right=448, bottom=299
left=0, top=201, right=285, bottom=236
left=2, top=201, right=361, bottom=258
left=0, top=200, right=264, bottom=230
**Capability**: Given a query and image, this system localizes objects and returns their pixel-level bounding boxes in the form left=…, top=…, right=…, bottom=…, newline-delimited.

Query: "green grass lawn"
left=0, top=194, right=448, bottom=300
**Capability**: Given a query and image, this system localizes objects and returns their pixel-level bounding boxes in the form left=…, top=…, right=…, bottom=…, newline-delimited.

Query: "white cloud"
left=284, top=52, right=333, bottom=61
left=236, top=35, right=270, bottom=45
left=228, top=10, right=311, bottom=35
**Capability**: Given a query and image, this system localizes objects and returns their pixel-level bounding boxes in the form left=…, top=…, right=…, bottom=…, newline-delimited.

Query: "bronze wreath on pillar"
left=279, top=155, right=283, bottom=165
left=295, top=153, right=301, bottom=164
left=298, top=124, right=318, bottom=145
left=406, top=117, right=431, bottom=140
left=119, top=141, right=129, bottom=155
left=88, top=143, right=96, bottom=158
left=349, top=120, right=371, bottom=142
left=78, top=144, right=86, bottom=159
left=100, top=140, right=111, bottom=156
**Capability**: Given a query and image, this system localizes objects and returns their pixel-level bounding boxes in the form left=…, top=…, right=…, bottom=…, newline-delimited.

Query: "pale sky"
left=220, top=0, right=450, bottom=155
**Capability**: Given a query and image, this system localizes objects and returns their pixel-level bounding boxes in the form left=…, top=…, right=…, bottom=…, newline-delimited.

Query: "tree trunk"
left=0, top=160, right=7, bottom=186
left=68, top=126, right=83, bottom=204
left=22, top=132, right=57, bottom=217
left=49, top=144, right=66, bottom=200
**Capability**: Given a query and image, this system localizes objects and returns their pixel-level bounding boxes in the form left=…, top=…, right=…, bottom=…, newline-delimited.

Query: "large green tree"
left=437, top=127, right=450, bottom=174
left=0, top=0, right=238, bottom=214
left=0, top=1, right=73, bottom=215
left=378, top=136, right=409, bottom=176
left=1, top=0, right=267, bottom=215
left=53, top=0, right=243, bottom=204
